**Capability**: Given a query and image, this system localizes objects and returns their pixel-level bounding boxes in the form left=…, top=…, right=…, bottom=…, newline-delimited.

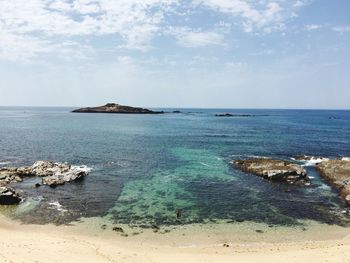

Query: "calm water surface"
left=0, top=107, right=349, bottom=227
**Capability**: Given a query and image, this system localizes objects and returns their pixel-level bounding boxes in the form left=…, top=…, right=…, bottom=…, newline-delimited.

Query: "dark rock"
left=112, top=226, right=124, bottom=233
left=316, top=159, right=350, bottom=205
left=0, top=187, right=21, bottom=205
left=232, top=158, right=309, bottom=185
left=255, top=230, right=264, bottom=233
left=215, top=113, right=234, bottom=117
left=176, top=209, right=182, bottom=219
left=35, top=183, right=41, bottom=188
left=215, top=113, right=255, bottom=117
left=172, top=110, right=182, bottom=113
left=72, top=103, right=164, bottom=114
left=151, top=224, right=160, bottom=230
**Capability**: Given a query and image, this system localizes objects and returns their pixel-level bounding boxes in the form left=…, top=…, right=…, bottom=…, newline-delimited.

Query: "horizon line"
left=0, top=105, right=349, bottom=111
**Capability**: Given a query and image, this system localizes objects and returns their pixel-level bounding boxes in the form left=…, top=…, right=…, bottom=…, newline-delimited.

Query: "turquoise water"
left=0, top=107, right=349, bottom=226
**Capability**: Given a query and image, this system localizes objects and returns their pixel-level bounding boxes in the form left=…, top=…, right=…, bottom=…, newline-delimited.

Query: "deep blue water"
left=0, top=107, right=349, bottom=226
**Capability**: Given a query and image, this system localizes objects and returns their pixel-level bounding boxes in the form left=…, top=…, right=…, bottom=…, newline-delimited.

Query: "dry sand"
left=1, top=215, right=350, bottom=263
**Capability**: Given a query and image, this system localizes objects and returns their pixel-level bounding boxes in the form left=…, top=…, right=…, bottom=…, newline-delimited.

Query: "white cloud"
left=294, top=0, right=309, bottom=8
left=0, top=0, right=178, bottom=61
left=0, top=0, right=310, bottom=62
left=193, top=0, right=307, bottom=33
left=167, top=27, right=224, bottom=47
left=305, top=24, right=323, bottom=31
left=332, top=26, right=350, bottom=34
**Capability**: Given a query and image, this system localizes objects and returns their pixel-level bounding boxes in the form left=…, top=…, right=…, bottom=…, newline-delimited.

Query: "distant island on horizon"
left=72, top=103, right=164, bottom=114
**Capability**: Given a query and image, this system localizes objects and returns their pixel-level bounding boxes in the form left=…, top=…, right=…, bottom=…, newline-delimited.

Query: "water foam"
left=292, top=156, right=329, bottom=166
left=48, top=201, right=68, bottom=212
left=71, top=165, right=92, bottom=173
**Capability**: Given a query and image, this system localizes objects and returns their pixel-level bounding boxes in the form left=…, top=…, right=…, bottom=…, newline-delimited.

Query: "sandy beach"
left=1, top=215, right=350, bottom=263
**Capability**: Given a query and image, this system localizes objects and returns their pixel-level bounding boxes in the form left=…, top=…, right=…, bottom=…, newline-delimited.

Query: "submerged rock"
left=233, top=158, right=309, bottom=185
left=0, top=186, right=21, bottom=205
left=112, top=226, right=124, bottom=233
left=316, top=159, right=350, bottom=205
left=72, top=103, right=164, bottom=114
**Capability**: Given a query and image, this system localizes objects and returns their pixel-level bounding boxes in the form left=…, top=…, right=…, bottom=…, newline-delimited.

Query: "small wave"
left=247, top=155, right=269, bottom=159
left=199, top=162, right=211, bottom=167
left=294, top=157, right=329, bottom=166
left=341, top=157, right=350, bottom=161
left=0, top=161, right=11, bottom=165
left=71, top=165, right=92, bottom=173
left=48, top=201, right=67, bottom=212
left=318, top=184, right=332, bottom=190
left=229, top=154, right=268, bottom=159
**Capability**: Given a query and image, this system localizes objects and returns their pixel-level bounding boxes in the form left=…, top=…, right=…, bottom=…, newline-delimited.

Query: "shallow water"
left=0, top=107, right=349, bottom=227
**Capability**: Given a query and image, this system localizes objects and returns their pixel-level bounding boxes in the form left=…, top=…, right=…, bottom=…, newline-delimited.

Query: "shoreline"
left=2, top=215, right=350, bottom=262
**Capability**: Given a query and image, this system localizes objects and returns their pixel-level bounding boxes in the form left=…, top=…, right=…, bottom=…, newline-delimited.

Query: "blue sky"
left=0, top=0, right=349, bottom=109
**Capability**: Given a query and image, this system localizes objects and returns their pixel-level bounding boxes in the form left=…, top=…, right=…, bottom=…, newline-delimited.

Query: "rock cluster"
left=232, top=158, right=309, bottom=185
left=232, top=156, right=350, bottom=204
left=316, top=159, right=350, bottom=204
left=0, top=161, right=90, bottom=205
left=0, top=168, right=23, bottom=186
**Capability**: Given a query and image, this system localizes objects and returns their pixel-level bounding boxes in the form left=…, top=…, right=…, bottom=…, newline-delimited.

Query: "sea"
left=0, top=107, right=349, bottom=229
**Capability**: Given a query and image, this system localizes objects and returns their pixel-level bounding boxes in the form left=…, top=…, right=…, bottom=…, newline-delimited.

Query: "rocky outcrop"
left=42, top=165, right=89, bottom=187
left=31, top=161, right=72, bottom=177
left=0, top=187, right=21, bottom=205
left=233, top=158, right=309, bottom=185
left=72, top=103, right=164, bottom=114
left=316, top=159, right=350, bottom=205
left=0, top=161, right=91, bottom=204
left=0, top=168, right=23, bottom=186
left=215, top=113, right=254, bottom=117
left=28, top=161, right=90, bottom=187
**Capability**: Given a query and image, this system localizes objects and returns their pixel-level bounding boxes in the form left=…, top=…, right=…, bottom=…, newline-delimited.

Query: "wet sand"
left=1, top=215, right=350, bottom=263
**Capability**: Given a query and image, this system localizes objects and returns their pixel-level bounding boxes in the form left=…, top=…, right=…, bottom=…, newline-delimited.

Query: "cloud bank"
left=0, top=0, right=312, bottom=62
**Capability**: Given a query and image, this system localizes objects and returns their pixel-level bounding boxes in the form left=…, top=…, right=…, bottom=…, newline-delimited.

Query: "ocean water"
left=0, top=107, right=349, bottom=227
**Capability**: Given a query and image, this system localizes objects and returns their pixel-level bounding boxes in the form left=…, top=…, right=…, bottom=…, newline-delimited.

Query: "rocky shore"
left=316, top=158, right=350, bottom=204
left=232, top=156, right=350, bottom=205
left=72, top=103, right=164, bottom=114
left=0, top=161, right=90, bottom=205
left=232, top=158, right=309, bottom=185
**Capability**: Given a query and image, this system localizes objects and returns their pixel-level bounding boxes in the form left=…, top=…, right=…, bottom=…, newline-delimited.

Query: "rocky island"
left=72, top=103, right=164, bottom=114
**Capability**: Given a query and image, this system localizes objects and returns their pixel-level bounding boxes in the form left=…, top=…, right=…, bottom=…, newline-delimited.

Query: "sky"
left=0, top=0, right=349, bottom=109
